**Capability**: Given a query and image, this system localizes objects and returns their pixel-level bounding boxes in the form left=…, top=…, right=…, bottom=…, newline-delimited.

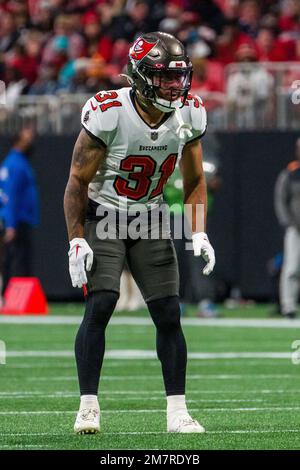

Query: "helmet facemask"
left=132, top=61, right=193, bottom=112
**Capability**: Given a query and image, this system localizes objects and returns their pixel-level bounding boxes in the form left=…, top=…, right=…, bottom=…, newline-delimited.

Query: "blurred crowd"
left=0, top=0, right=300, bottom=101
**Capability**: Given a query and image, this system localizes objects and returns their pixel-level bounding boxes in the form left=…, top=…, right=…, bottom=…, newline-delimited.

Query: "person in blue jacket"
left=0, top=127, right=39, bottom=290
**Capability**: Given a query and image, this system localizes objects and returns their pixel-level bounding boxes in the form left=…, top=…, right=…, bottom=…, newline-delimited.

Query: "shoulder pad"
left=180, top=94, right=207, bottom=142
left=82, top=92, right=120, bottom=133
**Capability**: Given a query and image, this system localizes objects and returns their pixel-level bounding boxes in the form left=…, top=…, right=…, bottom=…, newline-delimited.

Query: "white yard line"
left=1, top=407, right=300, bottom=415
left=1, top=315, right=300, bottom=328
left=0, top=444, right=49, bottom=448
left=25, top=373, right=298, bottom=381
left=0, top=394, right=266, bottom=402
left=4, top=360, right=289, bottom=369
left=4, top=350, right=297, bottom=360
left=6, top=362, right=160, bottom=369
left=0, top=389, right=296, bottom=396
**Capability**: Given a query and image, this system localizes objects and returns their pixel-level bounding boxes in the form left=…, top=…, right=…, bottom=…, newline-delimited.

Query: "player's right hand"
left=68, top=238, right=94, bottom=288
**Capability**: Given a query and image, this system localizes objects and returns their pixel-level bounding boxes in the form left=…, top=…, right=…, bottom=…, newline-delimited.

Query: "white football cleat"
left=167, top=414, right=205, bottom=433
left=74, top=408, right=100, bottom=434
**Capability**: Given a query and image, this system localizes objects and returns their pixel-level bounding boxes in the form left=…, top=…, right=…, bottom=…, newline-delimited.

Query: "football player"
left=64, top=32, right=215, bottom=434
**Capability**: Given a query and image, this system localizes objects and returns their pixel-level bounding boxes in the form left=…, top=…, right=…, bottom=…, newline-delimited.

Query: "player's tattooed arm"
left=64, top=129, right=106, bottom=240
left=180, top=139, right=207, bottom=233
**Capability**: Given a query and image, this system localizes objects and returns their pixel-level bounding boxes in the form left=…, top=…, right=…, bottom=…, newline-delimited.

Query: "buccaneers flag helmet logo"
left=129, top=37, right=158, bottom=61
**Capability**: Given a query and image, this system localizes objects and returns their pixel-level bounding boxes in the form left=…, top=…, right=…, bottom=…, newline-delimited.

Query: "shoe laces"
left=79, top=408, right=99, bottom=421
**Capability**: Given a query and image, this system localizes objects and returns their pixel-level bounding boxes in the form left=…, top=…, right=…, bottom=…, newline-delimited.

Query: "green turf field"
left=0, top=303, right=300, bottom=450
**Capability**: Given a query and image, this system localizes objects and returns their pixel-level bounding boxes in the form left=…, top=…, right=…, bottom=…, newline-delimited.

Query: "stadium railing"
left=0, top=62, right=299, bottom=134
left=224, top=61, right=300, bottom=130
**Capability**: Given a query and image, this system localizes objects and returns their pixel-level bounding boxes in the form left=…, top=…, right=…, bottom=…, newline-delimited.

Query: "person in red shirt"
left=279, top=0, right=300, bottom=34
left=10, top=33, right=42, bottom=86
left=216, top=18, right=254, bottom=65
left=82, top=11, right=113, bottom=63
left=191, top=58, right=224, bottom=94
left=255, top=26, right=287, bottom=62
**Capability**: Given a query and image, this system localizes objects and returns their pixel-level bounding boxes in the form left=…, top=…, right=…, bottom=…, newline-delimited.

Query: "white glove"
left=175, top=107, right=193, bottom=140
left=192, top=232, right=215, bottom=276
left=68, top=238, right=94, bottom=288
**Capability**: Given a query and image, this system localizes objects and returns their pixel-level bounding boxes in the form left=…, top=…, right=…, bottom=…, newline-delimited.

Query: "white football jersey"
left=81, top=87, right=207, bottom=212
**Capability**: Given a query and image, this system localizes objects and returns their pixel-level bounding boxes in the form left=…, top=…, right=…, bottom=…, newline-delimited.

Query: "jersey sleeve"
left=185, top=95, right=207, bottom=145
left=81, top=94, right=119, bottom=147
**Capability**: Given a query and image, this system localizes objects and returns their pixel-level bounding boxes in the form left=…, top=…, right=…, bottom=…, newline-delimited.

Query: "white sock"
left=167, top=395, right=188, bottom=416
left=80, top=395, right=99, bottom=411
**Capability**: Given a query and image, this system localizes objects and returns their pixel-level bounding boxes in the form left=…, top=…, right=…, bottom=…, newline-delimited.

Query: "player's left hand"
left=68, top=238, right=94, bottom=288
left=192, top=232, right=215, bottom=275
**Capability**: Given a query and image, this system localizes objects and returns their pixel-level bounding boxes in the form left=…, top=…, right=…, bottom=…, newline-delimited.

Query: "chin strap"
left=174, top=106, right=193, bottom=141
left=119, top=73, right=134, bottom=85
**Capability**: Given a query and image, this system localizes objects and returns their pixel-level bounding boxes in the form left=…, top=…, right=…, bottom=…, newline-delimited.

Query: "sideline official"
left=0, top=127, right=39, bottom=290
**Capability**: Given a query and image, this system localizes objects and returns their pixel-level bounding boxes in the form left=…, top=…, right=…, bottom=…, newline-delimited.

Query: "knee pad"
left=147, top=296, right=181, bottom=331
left=85, top=290, right=119, bottom=328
